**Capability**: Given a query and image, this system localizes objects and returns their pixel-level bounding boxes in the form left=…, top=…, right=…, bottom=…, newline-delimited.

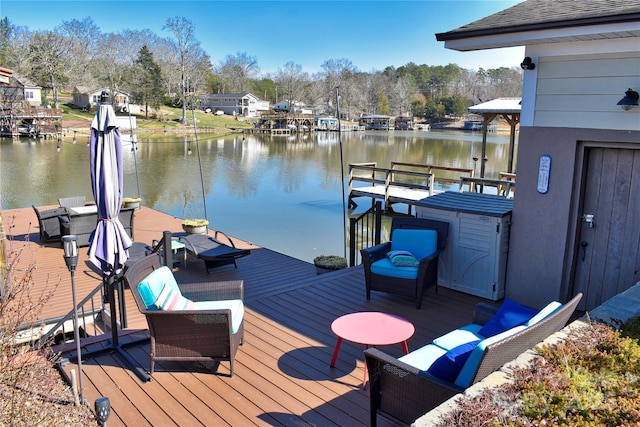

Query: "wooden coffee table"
left=329, top=311, right=415, bottom=388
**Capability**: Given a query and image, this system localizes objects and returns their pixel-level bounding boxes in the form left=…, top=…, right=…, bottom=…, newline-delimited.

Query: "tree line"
left=0, top=16, right=523, bottom=123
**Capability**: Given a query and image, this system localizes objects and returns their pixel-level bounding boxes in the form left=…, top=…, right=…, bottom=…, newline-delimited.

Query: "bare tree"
left=55, top=17, right=101, bottom=87
left=316, top=58, right=358, bottom=115
left=1, top=23, right=32, bottom=75
left=151, top=37, right=180, bottom=102
left=90, top=33, right=131, bottom=107
left=163, top=17, right=201, bottom=125
left=274, top=61, right=310, bottom=107
left=27, top=31, right=70, bottom=108
left=216, top=51, right=260, bottom=93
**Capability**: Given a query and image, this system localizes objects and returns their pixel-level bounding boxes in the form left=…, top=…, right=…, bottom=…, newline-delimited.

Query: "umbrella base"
left=66, top=339, right=152, bottom=383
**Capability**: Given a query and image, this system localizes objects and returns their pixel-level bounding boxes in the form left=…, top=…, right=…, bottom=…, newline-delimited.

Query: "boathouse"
left=437, top=0, right=640, bottom=311
left=253, top=112, right=315, bottom=134
left=394, top=116, right=414, bottom=130
left=359, top=114, right=393, bottom=130
left=0, top=67, right=61, bottom=137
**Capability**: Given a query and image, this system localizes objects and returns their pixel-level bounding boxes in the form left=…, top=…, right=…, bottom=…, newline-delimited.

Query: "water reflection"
left=1, top=130, right=517, bottom=263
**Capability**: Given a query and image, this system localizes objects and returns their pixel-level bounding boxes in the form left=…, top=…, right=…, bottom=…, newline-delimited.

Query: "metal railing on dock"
left=349, top=201, right=383, bottom=266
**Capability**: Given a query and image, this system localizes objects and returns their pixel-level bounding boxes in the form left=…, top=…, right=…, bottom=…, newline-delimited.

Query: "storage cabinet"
left=415, top=192, right=513, bottom=300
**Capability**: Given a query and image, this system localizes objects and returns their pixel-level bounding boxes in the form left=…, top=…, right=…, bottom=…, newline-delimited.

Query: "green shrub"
left=437, top=321, right=640, bottom=426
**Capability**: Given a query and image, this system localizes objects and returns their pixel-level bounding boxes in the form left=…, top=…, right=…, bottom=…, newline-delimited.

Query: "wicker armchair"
left=364, top=293, right=582, bottom=426
left=59, top=209, right=98, bottom=247
left=32, top=205, right=67, bottom=244
left=118, top=207, right=135, bottom=240
left=361, top=217, right=449, bottom=309
left=123, top=254, right=245, bottom=376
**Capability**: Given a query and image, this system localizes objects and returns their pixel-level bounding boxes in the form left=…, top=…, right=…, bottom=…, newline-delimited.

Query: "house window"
left=25, top=91, right=34, bottom=99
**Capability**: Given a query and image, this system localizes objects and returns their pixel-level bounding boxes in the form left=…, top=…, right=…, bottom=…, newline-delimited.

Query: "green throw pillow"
left=387, top=250, right=419, bottom=267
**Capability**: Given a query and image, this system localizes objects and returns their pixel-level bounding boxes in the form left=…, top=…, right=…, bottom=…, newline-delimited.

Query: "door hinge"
left=492, top=282, right=496, bottom=292
left=496, top=223, right=500, bottom=233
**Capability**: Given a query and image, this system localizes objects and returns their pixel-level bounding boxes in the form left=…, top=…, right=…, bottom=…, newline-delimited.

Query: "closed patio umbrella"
left=88, top=94, right=132, bottom=274
left=86, top=92, right=150, bottom=382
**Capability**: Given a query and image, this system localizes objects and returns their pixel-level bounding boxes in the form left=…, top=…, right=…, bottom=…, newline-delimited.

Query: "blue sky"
left=3, top=0, right=525, bottom=74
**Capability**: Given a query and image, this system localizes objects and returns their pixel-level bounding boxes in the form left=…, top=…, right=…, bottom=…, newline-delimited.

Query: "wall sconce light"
left=520, top=57, right=535, bottom=70
left=617, top=88, right=639, bottom=111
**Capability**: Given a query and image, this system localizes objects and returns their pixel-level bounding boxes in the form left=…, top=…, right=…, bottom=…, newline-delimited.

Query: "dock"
left=348, top=162, right=476, bottom=212
left=3, top=205, right=485, bottom=426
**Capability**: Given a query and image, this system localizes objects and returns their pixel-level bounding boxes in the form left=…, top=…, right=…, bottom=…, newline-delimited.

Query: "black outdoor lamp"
left=617, top=88, right=639, bottom=111
left=520, top=56, right=535, bottom=70
left=100, top=90, right=110, bottom=105
left=62, top=234, right=84, bottom=405
left=95, top=397, right=111, bottom=426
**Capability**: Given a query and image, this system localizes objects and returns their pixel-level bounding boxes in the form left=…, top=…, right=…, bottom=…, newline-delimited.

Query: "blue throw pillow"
left=387, top=250, right=419, bottom=267
left=478, top=298, right=538, bottom=337
left=426, top=340, right=480, bottom=382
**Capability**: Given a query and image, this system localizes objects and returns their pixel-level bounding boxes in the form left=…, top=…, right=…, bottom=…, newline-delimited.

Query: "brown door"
left=573, top=147, right=640, bottom=311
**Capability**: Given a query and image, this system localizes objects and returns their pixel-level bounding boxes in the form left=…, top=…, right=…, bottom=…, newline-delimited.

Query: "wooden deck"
left=3, top=205, right=488, bottom=426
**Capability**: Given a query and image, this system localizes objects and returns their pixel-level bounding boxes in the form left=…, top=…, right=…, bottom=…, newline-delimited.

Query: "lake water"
left=0, top=129, right=517, bottom=263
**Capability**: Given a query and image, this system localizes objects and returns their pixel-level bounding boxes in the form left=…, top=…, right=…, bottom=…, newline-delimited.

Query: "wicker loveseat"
left=123, top=254, right=245, bottom=377
left=364, top=293, right=582, bottom=426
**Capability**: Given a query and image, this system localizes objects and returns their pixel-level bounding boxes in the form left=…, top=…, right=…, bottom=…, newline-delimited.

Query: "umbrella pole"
left=106, top=273, right=119, bottom=348
left=92, top=272, right=152, bottom=382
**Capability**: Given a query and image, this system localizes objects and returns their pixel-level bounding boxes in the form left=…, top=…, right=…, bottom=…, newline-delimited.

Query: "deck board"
left=3, top=205, right=489, bottom=426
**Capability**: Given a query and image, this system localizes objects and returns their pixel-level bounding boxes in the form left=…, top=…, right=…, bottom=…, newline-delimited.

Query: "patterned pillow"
left=387, top=250, right=419, bottom=267
left=154, top=284, right=196, bottom=311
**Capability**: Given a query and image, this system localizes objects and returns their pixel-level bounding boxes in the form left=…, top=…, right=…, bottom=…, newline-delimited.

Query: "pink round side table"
left=329, top=311, right=415, bottom=388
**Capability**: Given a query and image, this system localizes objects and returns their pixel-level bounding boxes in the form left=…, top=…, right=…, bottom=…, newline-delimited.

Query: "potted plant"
left=182, top=218, right=209, bottom=235
left=122, top=197, right=141, bottom=210
left=313, top=255, right=348, bottom=275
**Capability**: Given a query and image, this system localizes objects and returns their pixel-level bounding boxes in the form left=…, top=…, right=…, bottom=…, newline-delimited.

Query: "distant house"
left=0, top=68, right=42, bottom=108
left=273, top=100, right=313, bottom=115
left=73, top=87, right=134, bottom=112
left=198, top=93, right=269, bottom=117
left=17, top=77, right=42, bottom=107
left=437, top=0, right=640, bottom=311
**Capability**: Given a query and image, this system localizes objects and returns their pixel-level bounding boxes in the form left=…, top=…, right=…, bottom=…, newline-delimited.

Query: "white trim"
left=443, top=22, right=640, bottom=51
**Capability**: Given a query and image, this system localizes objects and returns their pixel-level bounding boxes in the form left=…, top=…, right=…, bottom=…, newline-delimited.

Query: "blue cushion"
left=391, top=229, right=437, bottom=260
left=426, top=340, right=480, bottom=382
left=387, top=250, right=419, bottom=267
left=370, top=257, right=418, bottom=280
left=137, top=283, right=159, bottom=311
left=398, top=344, right=447, bottom=371
left=137, top=266, right=180, bottom=309
left=478, top=298, right=538, bottom=337
left=455, top=325, right=527, bottom=388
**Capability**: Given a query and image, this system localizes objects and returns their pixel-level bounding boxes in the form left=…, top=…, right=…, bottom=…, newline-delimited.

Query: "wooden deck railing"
left=348, top=162, right=475, bottom=212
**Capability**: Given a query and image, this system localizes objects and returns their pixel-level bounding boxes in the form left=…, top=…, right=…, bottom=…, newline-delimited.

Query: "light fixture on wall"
left=617, top=88, right=639, bottom=111
left=520, top=57, right=535, bottom=70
